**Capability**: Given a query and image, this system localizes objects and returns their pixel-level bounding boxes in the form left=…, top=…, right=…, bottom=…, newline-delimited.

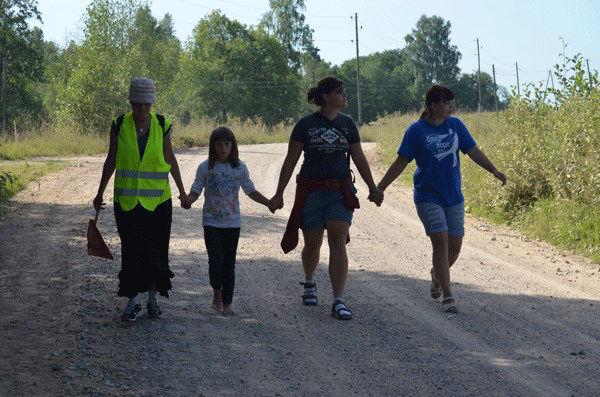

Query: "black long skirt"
left=114, top=199, right=174, bottom=298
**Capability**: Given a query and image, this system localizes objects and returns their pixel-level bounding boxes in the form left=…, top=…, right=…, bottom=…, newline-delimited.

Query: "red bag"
left=87, top=210, right=114, bottom=260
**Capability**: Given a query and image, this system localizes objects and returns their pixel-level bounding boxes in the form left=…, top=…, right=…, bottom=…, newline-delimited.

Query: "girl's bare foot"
left=211, top=289, right=223, bottom=312
left=222, top=304, right=235, bottom=316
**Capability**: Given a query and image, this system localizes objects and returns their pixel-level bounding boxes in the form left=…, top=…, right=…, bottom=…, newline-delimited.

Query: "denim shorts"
left=415, top=201, right=465, bottom=237
left=301, top=187, right=355, bottom=230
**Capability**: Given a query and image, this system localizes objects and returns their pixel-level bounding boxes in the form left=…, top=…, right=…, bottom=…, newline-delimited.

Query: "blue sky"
left=34, top=0, right=600, bottom=92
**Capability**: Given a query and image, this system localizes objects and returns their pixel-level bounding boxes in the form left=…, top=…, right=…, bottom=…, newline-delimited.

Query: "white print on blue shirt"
left=425, top=129, right=459, bottom=167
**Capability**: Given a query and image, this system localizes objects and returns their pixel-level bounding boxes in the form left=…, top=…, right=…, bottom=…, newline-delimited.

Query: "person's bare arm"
left=349, top=142, right=383, bottom=205
left=248, top=191, right=271, bottom=209
left=163, top=135, right=189, bottom=206
left=187, top=191, right=200, bottom=205
left=466, top=146, right=507, bottom=185
left=93, top=132, right=117, bottom=212
left=270, top=139, right=303, bottom=211
left=348, top=142, right=377, bottom=190
left=377, top=155, right=410, bottom=192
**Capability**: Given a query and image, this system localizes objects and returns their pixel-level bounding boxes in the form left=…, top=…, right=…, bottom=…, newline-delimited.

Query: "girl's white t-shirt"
left=190, top=160, right=256, bottom=228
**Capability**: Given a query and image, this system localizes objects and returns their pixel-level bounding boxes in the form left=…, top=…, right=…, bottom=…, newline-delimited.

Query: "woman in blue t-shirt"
left=377, top=85, right=507, bottom=313
left=270, top=76, right=383, bottom=320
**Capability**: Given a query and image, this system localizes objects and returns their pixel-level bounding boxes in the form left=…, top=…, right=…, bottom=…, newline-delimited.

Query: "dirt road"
left=1, top=143, right=599, bottom=396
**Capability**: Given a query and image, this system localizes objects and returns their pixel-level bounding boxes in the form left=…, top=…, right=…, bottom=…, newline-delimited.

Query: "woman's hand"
left=93, top=193, right=105, bottom=213
left=492, top=170, right=507, bottom=186
left=179, top=194, right=192, bottom=209
left=368, top=187, right=384, bottom=207
left=269, top=193, right=284, bottom=213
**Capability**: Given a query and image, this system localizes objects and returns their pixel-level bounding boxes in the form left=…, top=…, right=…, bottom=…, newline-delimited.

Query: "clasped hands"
left=368, top=186, right=384, bottom=207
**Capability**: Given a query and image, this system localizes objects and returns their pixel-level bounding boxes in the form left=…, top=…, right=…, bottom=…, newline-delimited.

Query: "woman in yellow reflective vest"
left=93, top=77, right=189, bottom=322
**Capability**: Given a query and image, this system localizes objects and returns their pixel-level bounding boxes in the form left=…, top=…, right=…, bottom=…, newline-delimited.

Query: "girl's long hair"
left=420, top=85, right=455, bottom=119
left=208, top=126, right=239, bottom=169
left=307, top=76, right=345, bottom=106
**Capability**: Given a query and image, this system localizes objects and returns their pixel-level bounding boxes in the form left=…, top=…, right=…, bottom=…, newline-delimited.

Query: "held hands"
left=492, top=170, right=507, bottom=186
left=268, top=193, right=284, bottom=213
left=368, top=186, right=384, bottom=207
left=179, top=193, right=192, bottom=209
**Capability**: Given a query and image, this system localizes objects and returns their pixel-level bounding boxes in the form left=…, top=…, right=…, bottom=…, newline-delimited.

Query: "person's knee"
left=327, top=235, right=347, bottom=251
left=430, top=233, right=449, bottom=252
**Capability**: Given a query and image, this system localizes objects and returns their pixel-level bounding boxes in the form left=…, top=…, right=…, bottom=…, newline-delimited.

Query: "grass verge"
left=0, top=161, right=66, bottom=214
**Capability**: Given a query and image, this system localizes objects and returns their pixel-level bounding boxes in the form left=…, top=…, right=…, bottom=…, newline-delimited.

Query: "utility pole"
left=515, top=62, right=520, bottom=96
left=492, top=64, right=498, bottom=112
left=476, top=38, right=482, bottom=112
left=545, top=70, right=551, bottom=90
left=586, top=59, right=593, bottom=90
left=353, top=12, right=362, bottom=126
left=1, top=56, right=6, bottom=133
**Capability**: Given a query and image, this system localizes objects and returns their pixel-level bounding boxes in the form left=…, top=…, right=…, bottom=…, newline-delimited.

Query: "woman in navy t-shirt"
left=271, top=76, right=383, bottom=320
left=377, top=85, right=507, bottom=313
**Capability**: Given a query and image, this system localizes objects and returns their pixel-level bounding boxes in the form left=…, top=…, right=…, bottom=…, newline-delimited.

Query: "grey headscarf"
left=128, top=77, right=157, bottom=104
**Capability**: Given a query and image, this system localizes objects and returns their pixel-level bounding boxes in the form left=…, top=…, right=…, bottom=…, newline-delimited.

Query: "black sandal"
left=331, top=299, right=352, bottom=320
left=300, top=282, right=318, bottom=306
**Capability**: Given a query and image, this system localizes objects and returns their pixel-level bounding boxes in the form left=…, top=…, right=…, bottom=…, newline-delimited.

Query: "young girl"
left=186, top=127, right=271, bottom=315
left=377, top=85, right=507, bottom=313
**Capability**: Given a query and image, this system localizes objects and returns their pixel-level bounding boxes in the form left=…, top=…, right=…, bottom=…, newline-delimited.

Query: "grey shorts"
left=415, top=201, right=465, bottom=237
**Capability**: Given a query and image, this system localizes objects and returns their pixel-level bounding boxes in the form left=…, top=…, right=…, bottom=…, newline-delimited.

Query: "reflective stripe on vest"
left=115, top=188, right=164, bottom=197
left=115, top=170, right=169, bottom=180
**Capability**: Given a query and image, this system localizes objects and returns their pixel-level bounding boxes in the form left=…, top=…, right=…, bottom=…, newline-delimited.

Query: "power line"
left=362, top=26, right=404, bottom=47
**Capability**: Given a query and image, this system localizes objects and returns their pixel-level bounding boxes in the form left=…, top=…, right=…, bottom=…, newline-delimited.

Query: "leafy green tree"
left=127, top=7, right=181, bottom=112
left=404, top=15, right=461, bottom=88
left=53, top=0, right=181, bottom=132
left=335, top=50, right=420, bottom=123
left=453, top=71, right=506, bottom=111
left=0, top=0, right=45, bottom=128
left=261, top=0, right=317, bottom=70
left=178, top=11, right=300, bottom=126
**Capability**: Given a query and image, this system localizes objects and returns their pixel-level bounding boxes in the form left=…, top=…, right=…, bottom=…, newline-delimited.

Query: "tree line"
left=1, top=0, right=508, bottom=133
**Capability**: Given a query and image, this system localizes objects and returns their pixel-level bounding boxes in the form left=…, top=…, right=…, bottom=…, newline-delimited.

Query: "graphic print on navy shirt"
left=291, top=112, right=360, bottom=181
left=398, top=116, right=476, bottom=207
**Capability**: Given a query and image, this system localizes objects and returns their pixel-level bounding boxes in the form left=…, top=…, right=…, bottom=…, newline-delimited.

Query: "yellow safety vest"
left=113, top=112, right=172, bottom=211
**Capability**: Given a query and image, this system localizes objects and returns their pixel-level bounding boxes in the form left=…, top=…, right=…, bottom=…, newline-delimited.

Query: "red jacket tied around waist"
left=280, top=176, right=360, bottom=253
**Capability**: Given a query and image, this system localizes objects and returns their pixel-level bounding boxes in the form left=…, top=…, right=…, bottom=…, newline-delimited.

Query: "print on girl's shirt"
left=190, top=160, right=256, bottom=228
left=204, top=169, right=242, bottom=219
left=426, top=129, right=459, bottom=167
